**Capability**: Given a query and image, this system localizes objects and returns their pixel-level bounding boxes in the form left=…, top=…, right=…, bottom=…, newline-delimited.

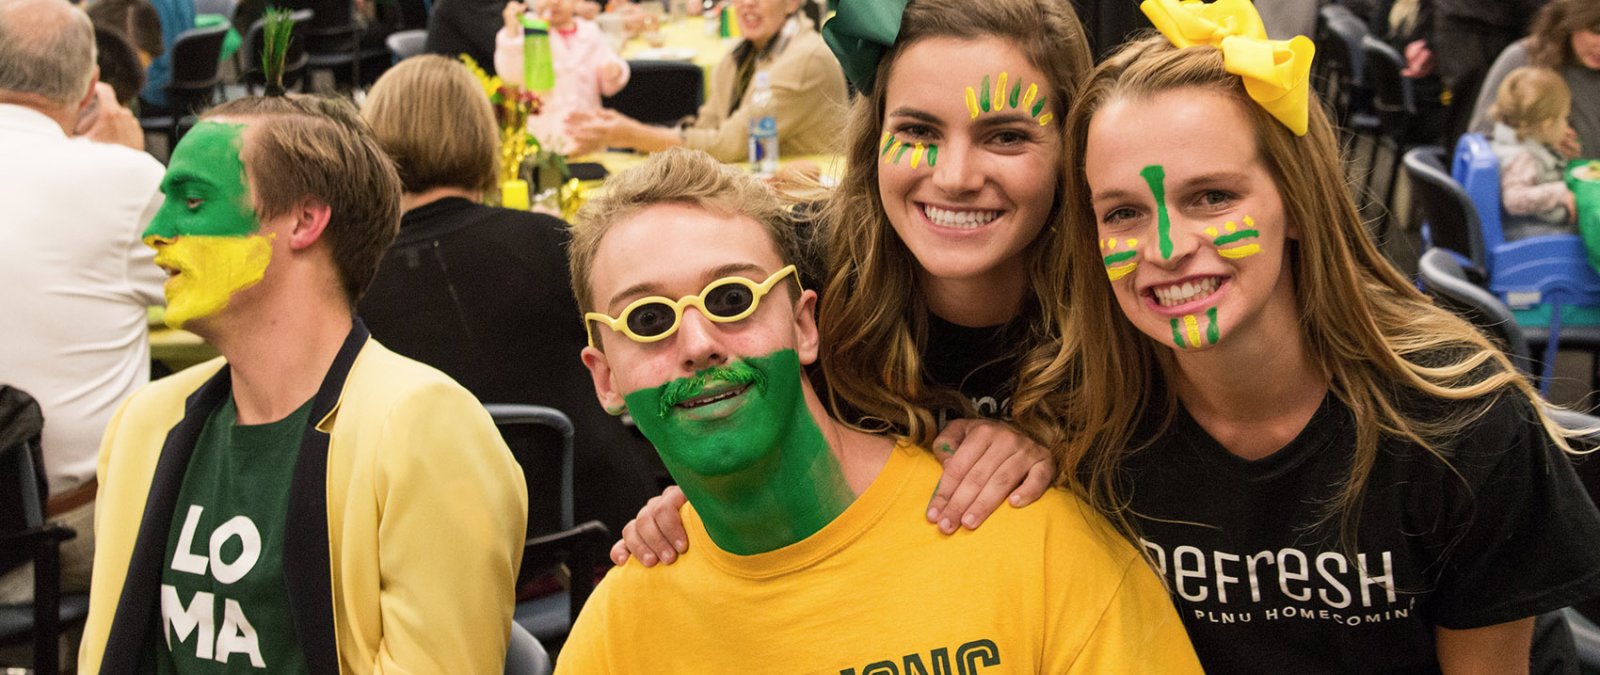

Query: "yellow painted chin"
left=149, top=234, right=273, bottom=329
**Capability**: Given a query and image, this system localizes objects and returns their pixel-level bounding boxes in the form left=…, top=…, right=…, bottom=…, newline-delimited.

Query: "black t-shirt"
left=359, top=197, right=666, bottom=533
left=921, top=313, right=1024, bottom=421
left=1125, top=392, right=1600, bottom=674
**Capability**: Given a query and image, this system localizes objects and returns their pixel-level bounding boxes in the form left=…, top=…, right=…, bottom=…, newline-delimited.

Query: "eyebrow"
left=885, top=107, right=943, bottom=126
left=604, top=262, right=771, bottom=313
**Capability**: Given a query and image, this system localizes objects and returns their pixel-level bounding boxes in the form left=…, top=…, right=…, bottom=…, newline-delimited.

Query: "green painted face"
left=623, top=349, right=852, bottom=554
left=144, top=121, right=259, bottom=240
left=625, top=350, right=810, bottom=478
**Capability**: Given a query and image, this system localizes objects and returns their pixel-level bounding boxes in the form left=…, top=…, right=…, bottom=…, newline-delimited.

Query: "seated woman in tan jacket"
left=565, top=0, right=847, bottom=161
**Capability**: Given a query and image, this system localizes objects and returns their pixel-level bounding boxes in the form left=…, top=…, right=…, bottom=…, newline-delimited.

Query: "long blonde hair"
left=817, top=0, right=1092, bottom=449
left=1059, top=36, right=1577, bottom=547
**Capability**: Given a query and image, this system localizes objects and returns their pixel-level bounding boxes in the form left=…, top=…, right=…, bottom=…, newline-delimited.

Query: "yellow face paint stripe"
left=965, top=87, right=980, bottom=119
left=1106, top=262, right=1138, bottom=281
left=1218, top=244, right=1262, bottom=259
left=996, top=72, right=1008, bottom=109
left=1021, top=84, right=1037, bottom=113
left=910, top=143, right=924, bottom=168
left=1184, top=314, right=1202, bottom=347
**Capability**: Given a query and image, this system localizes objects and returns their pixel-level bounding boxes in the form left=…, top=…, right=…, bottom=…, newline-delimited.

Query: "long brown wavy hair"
left=817, top=0, right=1092, bottom=449
left=1058, top=36, right=1580, bottom=547
left=1529, top=0, right=1600, bottom=70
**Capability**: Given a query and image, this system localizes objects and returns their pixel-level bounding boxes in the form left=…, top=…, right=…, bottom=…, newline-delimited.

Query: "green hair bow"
left=822, top=0, right=910, bottom=91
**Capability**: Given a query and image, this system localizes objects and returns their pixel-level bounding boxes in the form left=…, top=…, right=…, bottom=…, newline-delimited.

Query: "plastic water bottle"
left=747, top=71, right=778, bottom=176
left=520, top=15, right=556, bottom=93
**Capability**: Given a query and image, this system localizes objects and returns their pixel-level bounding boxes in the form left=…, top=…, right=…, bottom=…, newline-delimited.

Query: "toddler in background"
left=1490, top=66, right=1579, bottom=239
left=496, top=0, right=630, bottom=151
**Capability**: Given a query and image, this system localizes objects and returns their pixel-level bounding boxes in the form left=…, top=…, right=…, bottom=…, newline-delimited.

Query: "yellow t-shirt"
left=556, top=441, right=1201, bottom=674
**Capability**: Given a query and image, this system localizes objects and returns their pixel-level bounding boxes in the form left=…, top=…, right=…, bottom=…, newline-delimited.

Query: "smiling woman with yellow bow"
left=1052, top=0, right=1600, bottom=671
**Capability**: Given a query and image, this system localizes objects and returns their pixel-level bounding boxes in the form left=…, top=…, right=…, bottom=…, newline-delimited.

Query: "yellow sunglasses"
left=585, top=265, right=801, bottom=347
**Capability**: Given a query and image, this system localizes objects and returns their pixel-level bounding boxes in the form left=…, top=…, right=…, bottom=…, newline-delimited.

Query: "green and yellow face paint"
left=963, top=71, right=1053, bottom=126
left=1207, top=216, right=1261, bottom=259
left=623, top=349, right=854, bottom=555
left=1101, top=237, right=1140, bottom=281
left=1170, top=307, right=1220, bottom=350
left=143, top=121, right=273, bottom=329
left=880, top=132, right=938, bottom=169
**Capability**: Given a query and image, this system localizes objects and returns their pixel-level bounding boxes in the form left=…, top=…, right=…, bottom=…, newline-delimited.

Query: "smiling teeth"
left=924, top=206, right=998, bottom=229
left=1153, top=278, right=1221, bottom=307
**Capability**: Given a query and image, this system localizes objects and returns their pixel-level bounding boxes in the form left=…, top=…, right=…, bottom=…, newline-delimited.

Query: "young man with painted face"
left=78, top=95, right=529, bottom=675
left=560, top=147, right=1202, bottom=673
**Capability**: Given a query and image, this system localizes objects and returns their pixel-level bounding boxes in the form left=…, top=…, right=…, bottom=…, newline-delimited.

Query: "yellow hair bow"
left=1139, top=0, right=1315, bottom=136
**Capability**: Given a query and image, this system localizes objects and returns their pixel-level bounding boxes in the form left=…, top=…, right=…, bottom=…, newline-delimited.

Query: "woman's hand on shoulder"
left=611, top=485, right=689, bottom=567
left=926, top=419, right=1056, bottom=534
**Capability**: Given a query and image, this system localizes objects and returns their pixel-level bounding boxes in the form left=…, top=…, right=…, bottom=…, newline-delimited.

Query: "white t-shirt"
left=0, top=103, right=165, bottom=494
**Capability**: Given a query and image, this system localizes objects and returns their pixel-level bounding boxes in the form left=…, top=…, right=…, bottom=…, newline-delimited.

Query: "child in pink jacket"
left=495, top=0, right=630, bottom=151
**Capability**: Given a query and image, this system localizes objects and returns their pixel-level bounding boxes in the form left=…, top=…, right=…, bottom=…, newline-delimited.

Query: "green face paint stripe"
left=880, top=133, right=896, bottom=156
left=1205, top=307, right=1219, bottom=345
left=1170, top=318, right=1186, bottom=349
left=1140, top=165, right=1173, bottom=259
left=1030, top=97, right=1047, bottom=118
left=1009, top=81, right=1021, bottom=108
left=927, top=144, right=938, bottom=167
left=979, top=74, right=991, bottom=113
left=1213, top=230, right=1261, bottom=246
left=894, top=143, right=910, bottom=163
left=1102, top=250, right=1136, bottom=265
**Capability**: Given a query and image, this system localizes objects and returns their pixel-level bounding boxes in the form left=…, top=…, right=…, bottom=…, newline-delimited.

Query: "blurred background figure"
left=563, top=0, right=846, bottom=161
left=494, top=0, right=630, bottom=151
left=359, top=54, right=665, bottom=533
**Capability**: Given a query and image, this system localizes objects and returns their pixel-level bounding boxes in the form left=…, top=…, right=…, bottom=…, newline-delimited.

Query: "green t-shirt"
left=153, top=394, right=314, bottom=674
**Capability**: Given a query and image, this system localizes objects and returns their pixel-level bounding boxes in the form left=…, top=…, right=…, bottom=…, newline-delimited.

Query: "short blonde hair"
left=568, top=148, right=797, bottom=314
left=1491, top=66, right=1573, bottom=140
left=361, top=54, right=499, bottom=194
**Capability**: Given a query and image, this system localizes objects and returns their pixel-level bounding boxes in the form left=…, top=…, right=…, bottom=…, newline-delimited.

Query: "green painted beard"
left=623, top=349, right=853, bottom=554
left=625, top=350, right=809, bottom=478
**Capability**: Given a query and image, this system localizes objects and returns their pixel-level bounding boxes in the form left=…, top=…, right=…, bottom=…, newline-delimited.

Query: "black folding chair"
left=1404, top=146, right=1488, bottom=276
left=487, top=404, right=611, bottom=655
left=138, top=21, right=231, bottom=148
left=0, top=386, right=88, bottom=675
left=240, top=8, right=313, bottom=94
left=603, top=60, right=704, bottom=126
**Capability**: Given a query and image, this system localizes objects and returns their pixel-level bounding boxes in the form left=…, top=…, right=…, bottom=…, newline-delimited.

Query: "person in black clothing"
left=612, top=0, right=1090, bottom=567
left=359, top=54, right=664, bottom=533
left=1058, top=2, right=1600, bottom=667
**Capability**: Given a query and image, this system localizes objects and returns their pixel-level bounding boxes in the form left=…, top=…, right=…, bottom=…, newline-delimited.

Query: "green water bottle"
left=521, top=15, right=556, bottom=92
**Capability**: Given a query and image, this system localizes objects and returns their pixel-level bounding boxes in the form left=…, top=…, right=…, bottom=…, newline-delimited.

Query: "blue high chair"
left=1451, top=133, right=1600, bottom=390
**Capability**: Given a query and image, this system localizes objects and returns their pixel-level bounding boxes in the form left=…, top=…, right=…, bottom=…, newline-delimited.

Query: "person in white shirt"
left=0, top=0, right=166, bottom=602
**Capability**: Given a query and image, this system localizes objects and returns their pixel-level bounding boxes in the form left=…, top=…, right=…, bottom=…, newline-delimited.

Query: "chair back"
left=1311, top=4, right=1367, bottom=126
left=166, top=22, right=231, bottom=113
left=387, top=29, right=427, bottom=62
left=487, top=403, right=574, bottom=552
left=1451, top=133, right=1506, bottom=262
left=504, top=621, right=553, bottom=675
left=241, top=8, right=313, bottom=90
left=603, top=60, right=704, bottom=127
left=1404, top=146, right=1488, bottom=273
left=0, top=386, right=47, bottom=574
left=1361, top=35, right=1416, bottom=140
left=1416, top=248, right=1535, bottom=373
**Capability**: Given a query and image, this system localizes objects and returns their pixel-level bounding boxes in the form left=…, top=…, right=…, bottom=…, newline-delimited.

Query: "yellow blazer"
left=79, top=325, right=528, bottom=674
